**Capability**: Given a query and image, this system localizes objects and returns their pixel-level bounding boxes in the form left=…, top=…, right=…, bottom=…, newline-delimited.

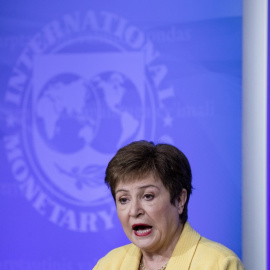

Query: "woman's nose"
left=129, top=199, right=144, bottom=217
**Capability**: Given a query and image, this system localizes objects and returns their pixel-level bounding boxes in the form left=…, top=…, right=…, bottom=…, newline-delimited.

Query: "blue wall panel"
left=0, top=1, right=242, bottom=269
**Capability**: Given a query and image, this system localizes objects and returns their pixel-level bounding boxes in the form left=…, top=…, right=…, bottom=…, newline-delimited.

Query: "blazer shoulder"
left=198, top=237, right=239, bottom=257
left=103, top=243, right=134, bottom=257
left=97, top=243, right=134, bottom=263
left=93, top=243, right=138, bottom=270
left=192, top=237, right=244, bottom=269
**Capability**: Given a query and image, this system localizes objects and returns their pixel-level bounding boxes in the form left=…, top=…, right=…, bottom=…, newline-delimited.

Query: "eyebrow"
left=115, top=184, right=160, bottom=195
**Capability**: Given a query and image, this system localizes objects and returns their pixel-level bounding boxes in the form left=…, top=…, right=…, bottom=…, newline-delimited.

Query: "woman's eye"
left=144, top=194, right=154, bottom=200
left=119, top=197, right=128, bottom=204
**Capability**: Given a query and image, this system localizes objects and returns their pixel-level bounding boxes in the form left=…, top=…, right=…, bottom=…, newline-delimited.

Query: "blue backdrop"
left=0, top=1, right=242, bottom=269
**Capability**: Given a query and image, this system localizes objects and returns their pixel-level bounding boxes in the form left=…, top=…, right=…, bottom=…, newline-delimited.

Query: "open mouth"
left=132, top=224, right=152, bottom=236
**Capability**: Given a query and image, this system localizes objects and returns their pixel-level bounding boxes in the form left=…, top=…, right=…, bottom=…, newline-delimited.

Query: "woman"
left=94, top=141, right=244, bottom=270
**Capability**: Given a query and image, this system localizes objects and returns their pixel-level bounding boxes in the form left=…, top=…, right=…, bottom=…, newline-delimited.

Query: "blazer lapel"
left=167, top=222, right=201, bottom=270
left=120, top=243, right=141, bottom=270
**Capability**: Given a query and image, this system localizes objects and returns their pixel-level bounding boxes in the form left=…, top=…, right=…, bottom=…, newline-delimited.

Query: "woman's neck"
left=140, top=222, right=184, bottom=269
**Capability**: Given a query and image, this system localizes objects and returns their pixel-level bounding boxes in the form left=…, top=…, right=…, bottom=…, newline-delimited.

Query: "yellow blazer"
left=93, top=222, right=244, bottom=269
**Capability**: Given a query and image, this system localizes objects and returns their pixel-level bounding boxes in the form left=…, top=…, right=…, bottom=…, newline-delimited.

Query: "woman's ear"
left=177, top=189, right=187, bottom=214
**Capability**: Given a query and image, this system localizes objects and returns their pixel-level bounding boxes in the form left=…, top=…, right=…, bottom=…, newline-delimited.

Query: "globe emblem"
left=32, top=71, right=142, bottom=205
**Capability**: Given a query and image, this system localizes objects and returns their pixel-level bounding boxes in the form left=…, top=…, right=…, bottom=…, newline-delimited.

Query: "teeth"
left=137, top=228, right=151, bottom=233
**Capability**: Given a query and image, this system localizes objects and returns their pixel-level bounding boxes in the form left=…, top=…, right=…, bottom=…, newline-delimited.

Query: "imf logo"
left=4, top=10, right=175, bottom=232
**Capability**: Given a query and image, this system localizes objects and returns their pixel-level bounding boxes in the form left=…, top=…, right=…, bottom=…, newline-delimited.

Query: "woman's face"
left=115, top=175, right=187, bottom=255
